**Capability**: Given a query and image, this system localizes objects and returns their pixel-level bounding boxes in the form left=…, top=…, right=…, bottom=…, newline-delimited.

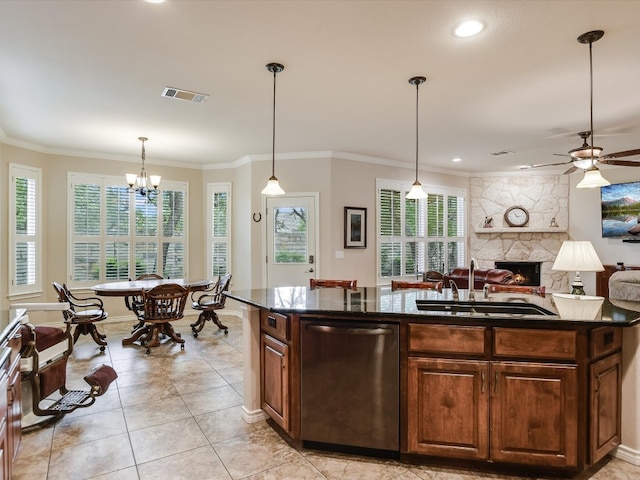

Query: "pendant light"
left=126, top=137, right=161, bottom=196
left=261, top=62, right=285, bottom=196
left=406, top=76, right=428, bottom=200
left=575, top=30, right=610, bottom=189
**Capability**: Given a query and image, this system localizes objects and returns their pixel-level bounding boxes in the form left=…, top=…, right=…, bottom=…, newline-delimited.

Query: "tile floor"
left=12, top=314, right=640, bottom=480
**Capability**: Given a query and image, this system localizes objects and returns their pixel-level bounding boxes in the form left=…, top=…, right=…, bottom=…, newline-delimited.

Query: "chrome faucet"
left=449, top=280, right=459, bottom=300
left=469, top=257, right=477, bottom=300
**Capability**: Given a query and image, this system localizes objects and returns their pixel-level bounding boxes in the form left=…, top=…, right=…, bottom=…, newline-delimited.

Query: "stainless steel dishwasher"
left=300, top=319, right=399, bottom=453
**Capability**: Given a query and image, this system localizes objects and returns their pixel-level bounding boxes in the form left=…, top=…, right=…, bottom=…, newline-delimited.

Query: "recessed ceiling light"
left=454, top=20, right=484, bottom=38
left=452, top=157, right=462, bottom=163
left=145, top=0, right=165, bottom=4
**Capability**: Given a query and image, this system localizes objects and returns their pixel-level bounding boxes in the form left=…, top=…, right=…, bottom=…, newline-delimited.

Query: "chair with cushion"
left=609, top=270, right=640, bottom=301
left=310, top=279, right=357, bottom=289
left=483, top=283, right=546, bottom=298
left=124, top=273, right=163, bottom=332
left=444, top=268, right=516, bottom=290
left=190, top=273, right=232, bottom=337
left=52, top=282, right=108, bottom=352
left=123, top=283, right=190, bottom=354
left=391, top=280, right=443, bottom=291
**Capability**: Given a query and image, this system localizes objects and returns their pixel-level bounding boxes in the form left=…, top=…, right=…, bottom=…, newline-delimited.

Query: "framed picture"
left=344, top=207, right=367, bottom=249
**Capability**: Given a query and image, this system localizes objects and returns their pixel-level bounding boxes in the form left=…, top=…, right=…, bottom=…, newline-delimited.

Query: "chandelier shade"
left=126, top=137, right=160, bottom=196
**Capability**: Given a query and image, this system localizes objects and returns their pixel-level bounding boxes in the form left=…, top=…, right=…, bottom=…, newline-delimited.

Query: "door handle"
left=305, top=268, right=314, bottom=273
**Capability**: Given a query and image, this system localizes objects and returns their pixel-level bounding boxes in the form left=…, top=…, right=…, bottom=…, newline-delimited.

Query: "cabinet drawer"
left=494, top=328, right=576, bottom=360
left=261, top=311, right=290, bottom=342
left=409, top=324, right=486, bottom=355
left=590, top=327, right=622, bottom=360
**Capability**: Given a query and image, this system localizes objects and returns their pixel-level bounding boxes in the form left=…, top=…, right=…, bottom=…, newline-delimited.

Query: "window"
left=207, top=183, right=231, bottom=278
left=9, top=164, right=42, bottom=296
left=69, top=173, right=188, bottom=287
left=377, top=179, right=466, bottom=282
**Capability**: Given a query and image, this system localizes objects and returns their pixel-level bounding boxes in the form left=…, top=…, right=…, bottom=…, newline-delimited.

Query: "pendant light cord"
left=415, top=81, right=419, bottom=183
left=272, top=68, right=277, bottom=178
left=589, top=40, right=594, bottom=161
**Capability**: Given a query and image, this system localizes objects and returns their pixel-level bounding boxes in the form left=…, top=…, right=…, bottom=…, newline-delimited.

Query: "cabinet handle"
left=481, top=370, right=485, bottom=393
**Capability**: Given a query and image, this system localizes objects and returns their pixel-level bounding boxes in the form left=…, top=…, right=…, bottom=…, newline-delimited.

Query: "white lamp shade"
left=552, top=241, right=604, bottom=272
left=125, top=173, right=137, bottom=187
left=576, top=167, right=610, bottom=188
left=261, top=177, right=285, bottom=196
left=406, top=181, right=427, bottom=199
left=149, top=175, right=161, bottom=188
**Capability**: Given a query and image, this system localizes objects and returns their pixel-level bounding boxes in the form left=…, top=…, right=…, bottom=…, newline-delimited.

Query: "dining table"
left=92, top=278, right=212, bottom=347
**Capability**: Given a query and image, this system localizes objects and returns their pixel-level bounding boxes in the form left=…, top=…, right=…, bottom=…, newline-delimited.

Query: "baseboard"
left=241, top=406, right=268, bottom=424
left=614, top=444, right=640, bottom=465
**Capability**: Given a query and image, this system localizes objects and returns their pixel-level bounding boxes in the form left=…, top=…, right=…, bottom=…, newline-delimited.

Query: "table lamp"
left=551, top=240, right=604, bottom=295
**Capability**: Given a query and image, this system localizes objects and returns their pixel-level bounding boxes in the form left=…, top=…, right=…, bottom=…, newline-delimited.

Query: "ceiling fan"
left=521, top=30, right=640, bottom=185
left=523, top=130, right=640, bottom=174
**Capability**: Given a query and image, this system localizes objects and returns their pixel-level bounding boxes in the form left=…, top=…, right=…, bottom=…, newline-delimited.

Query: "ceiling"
left=1, top=0, right=640, bottom=176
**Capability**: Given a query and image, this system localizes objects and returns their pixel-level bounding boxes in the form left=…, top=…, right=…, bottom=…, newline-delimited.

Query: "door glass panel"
left=273, top=206, right=307, bottom=264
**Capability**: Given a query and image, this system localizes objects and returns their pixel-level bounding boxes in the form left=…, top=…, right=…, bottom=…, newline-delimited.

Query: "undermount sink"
left=415, top=300, right=554, bottom=316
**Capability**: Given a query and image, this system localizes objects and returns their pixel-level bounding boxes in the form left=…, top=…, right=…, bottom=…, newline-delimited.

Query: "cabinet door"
left=7, top=362, right=21, bottom=470
left=590, top=353, right=621, bottom=464
left=407, top=357, right=489, bottom=459
left=491, top=362, right=577, bottom=468
left=261, top=334, right=289, bottom=432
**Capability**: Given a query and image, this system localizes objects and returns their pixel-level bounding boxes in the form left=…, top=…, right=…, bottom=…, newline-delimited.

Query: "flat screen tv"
left=600, top=180, right=640, bottom=238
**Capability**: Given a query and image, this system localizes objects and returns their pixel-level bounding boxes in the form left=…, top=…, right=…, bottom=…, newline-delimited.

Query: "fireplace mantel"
left=474, top=227, right=567, bottom=234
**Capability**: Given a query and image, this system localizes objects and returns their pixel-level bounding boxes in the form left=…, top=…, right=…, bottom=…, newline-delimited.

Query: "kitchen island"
left=226, top=286, right=640, bottom=477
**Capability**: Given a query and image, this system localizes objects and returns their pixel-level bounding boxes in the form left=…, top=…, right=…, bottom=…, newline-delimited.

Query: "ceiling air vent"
left=161, top=86, right=209, bottom=104
left=489, top=150, right=515, bottom=157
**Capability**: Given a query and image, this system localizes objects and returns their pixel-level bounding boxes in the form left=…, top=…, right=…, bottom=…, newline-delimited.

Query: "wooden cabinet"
left=490, top=362, right=577, bottom=468
left=406, top=323, right=621, bottom=472
left=260, top=310, right=295, bottom=436
left=261, top=334, right=289, bottom=431
left=0, top=321, right=22, bottom=480
left=407, top=357, right=488, bottom=459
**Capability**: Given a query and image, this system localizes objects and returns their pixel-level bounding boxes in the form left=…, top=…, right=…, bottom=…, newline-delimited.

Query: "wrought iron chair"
left=310, top=279, right=357, bottom=289
left=124, top=273, right=164, bottom=332
left=391, top=280, right=444, bottom=291
left=52, top=282, right=108, bottom=351
left=190, top=273, right=232, bottom=336
left=123, top=283, right=190, bottom=354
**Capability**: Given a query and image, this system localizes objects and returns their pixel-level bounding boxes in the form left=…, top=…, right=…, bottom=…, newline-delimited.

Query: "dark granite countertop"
left=226, top=286, right=640, bottom=327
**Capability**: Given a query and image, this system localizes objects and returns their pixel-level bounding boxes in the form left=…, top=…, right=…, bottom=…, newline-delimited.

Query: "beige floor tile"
left=123, top=394, right=192, bottom=432
left=181, top=384, right=243, bottom=417
left=137, top=445, right=231, bottom=480
left=213, top=427, right=302, bottom=479
left=170, top=369, right=228, bottom=395
left=215, top=365, right=243, bottom=385
left=243, top=456, right=327, bottom=480
left=118, top=378, right=179, bottom=408
left=304, top=451, right=409, bottom=480
left=52, top=408, right=127, bottom=449
left=16, top=423, right=54, bottom=458
left=47, top=432, right=135, bottom=480
left=129, top=417, right=209, bottom=464
left=90, top=465, right=140, bottom=480
left=13, top=450, right=51, bottom=480
left=63, top=388, right=122, bottom=420
left=195, top=405, right=269, bottom=444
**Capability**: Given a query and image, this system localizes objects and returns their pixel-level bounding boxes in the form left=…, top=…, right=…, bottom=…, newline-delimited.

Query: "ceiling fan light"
left=576, top=167, right=610, bottom=189
left=406, top=181, right=427, bottom=199
left=573, top=158, right=596, bottom=170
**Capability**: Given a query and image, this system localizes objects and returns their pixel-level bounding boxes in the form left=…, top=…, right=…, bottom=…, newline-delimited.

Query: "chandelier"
left=126, top=137, right=161, bottom=196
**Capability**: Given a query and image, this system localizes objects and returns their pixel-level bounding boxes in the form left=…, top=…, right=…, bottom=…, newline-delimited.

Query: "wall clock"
left=504, top=206, right=529, bottom=227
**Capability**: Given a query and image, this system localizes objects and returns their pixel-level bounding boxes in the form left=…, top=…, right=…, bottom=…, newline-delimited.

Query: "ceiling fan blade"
left=553, top=153, right=571, bottom=158
left=601, top=148, right=640, bottom=159
left=564, top=165, right=578, bottom=174
left=599, top=159, right=640, bottom=167
left=520, top=160, right=572, bottom=170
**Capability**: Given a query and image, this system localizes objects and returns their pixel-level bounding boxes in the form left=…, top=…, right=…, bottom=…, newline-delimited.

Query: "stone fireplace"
left=495, top=261, right=542, bottom=286
left=470, top=175, right=570, bottom=292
